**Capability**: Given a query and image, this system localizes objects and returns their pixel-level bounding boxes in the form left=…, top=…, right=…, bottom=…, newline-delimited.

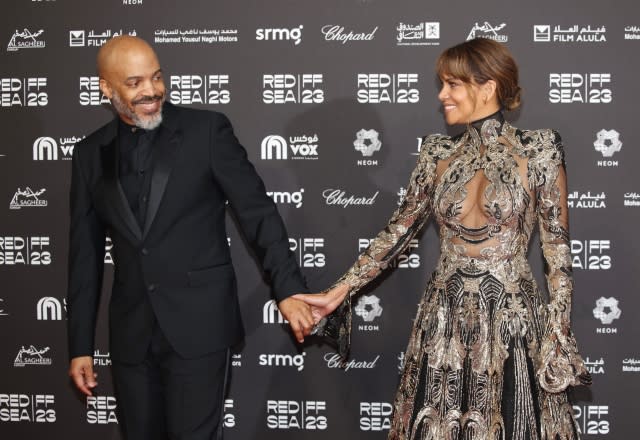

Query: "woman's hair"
left=436, top=38, right=521, bottom=111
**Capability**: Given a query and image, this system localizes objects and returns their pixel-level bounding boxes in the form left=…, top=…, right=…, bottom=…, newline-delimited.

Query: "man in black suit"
left=67, top=36, right=314, bottom=440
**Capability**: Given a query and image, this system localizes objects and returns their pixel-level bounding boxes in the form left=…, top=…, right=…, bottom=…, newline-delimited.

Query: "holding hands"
left=291, top=283, right=350, bottom=327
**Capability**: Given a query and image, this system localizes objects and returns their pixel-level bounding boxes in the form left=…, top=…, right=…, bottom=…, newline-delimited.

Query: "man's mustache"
left=132, top=94, right=164, bottom=105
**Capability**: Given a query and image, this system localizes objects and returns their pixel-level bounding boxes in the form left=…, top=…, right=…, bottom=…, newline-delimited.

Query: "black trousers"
left=112, top=322, right=231, bottom=440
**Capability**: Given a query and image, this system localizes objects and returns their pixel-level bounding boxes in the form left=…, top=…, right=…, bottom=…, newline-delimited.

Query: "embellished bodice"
left=434, top=117, right=531, bottom=253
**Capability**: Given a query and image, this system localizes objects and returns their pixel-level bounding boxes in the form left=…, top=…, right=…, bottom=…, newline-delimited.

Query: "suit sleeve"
left=208, top=113, right=307, bottom=301
left=67, top=145, right=105, bottom=359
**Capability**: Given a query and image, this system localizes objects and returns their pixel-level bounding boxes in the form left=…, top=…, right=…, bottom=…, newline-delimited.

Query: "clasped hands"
left=279, top=283, right=350, bottom=343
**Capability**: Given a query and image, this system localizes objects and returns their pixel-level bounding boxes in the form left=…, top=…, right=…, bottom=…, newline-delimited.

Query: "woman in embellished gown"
left=294, top=38, right=591, bottom=440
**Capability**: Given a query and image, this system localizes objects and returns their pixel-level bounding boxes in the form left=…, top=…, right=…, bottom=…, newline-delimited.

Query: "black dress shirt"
left=117, top=120, right=158, bottom=227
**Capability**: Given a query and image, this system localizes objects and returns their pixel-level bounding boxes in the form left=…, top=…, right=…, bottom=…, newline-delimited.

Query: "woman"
left=295, top=38, right=591, bottom=440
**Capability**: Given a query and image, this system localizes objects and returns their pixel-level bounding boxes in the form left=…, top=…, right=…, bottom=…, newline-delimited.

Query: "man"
left=67, top=36, right=314, bottom=440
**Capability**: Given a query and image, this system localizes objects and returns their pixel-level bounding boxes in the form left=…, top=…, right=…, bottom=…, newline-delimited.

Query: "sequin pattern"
left=329, top=116, right=591, bottom=440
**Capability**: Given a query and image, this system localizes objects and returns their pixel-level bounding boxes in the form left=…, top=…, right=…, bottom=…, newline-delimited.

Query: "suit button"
left=141, top=248, right=149, bottom=256
left=148, top=284, right=157, bottom=292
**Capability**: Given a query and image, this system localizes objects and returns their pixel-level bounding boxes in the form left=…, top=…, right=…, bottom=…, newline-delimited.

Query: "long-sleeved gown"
left=317, top=112, right=591, bottom=440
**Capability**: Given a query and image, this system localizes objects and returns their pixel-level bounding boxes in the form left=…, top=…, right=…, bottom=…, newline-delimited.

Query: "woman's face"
left=438, top=75, right=491, bottom=125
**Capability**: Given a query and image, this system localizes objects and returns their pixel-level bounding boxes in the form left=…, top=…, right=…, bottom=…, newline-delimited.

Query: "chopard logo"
left=322, top=189, right=379, bottom=208
left=323, top=353, right=380, bottom=371
left=321, top=25, right=378, bottom=44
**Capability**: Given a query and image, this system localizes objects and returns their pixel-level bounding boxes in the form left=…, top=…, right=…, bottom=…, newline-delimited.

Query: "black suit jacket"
left=67, top=102, right=307, bottom=363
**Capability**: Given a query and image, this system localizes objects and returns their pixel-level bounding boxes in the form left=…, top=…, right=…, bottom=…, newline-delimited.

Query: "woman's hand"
left=292, top=284, right=350, bottom=324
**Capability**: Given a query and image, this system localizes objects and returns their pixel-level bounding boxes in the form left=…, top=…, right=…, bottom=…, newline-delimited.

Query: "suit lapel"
left=100, top=120, right=143, bottom=241
left=142, top=104, right=182, bottom=238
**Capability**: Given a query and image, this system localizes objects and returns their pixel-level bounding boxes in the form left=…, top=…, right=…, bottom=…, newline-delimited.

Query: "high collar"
left=467, top=110, right=505, bottom=145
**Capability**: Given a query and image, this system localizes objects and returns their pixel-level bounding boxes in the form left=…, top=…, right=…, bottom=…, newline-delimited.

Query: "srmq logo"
left=256, top=26, right=304, bottom=45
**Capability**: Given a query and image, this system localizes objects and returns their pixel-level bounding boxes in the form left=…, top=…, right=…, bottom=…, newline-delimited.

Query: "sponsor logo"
left=169, top=74, right=230, bottom=105
left=322, top=189, right=379, bottom=208
left=355, top=295, right=383, bottom=332
left=263, top=299, right=287, bottom=324
left=324, top=352, right=380, bottom=371
left=7, top=28, right=45, bottom=52
left=0, top=77, right=48, bottom=107
left=548, top=73, right=612, bottom=104
left=224, top=399, right=236, bottom=428
left=322, top=25, right=378, bottom=44
left=0, top=298, right=8, bottom=316
left=0, top=236, right=51, bottom=265
left=154, top=28, right=238, bottom=44
left=624, top=192, right=640, bottom=207
left=357, top=73, right=419, bottom=104
left=567, top=191, right=606, bottom=209
left=360, top=402, right=392, bottom=431
left=37, top=296, right=65, bottom=321
left=0, top=394, right=56, bottom=423
left=231, top=353, right=242, bottom=368
left=573, top=405, right=609, bottom=435
left=353, top=128, right=382, bottom=165
left=622, top=358, right=640, bottom=372
left=122, top=0, right=142, bottom=5
left=268, top=189, right=305, bottom=208
left=266, top=400, right=327, bottom=430
left=14, top=345, right=51, bottom=367
left=625, top=25, right=640, bottom=40
left=593, top=297, right=621, bottom=325
left=359, top=238, right=420, bottom=269
left=593, top=129, right=621, bottom=167
left=79, top=76, right=110, bottom=106
left=256, top=25, right=303, bottom=45
left=534, top=25, right=606, bottom=43
left=261, top=134, right=319, bottom=160
left=466, top=22, right=508, bottom=42
left=289, top=238, right=325, bottom=268
left=86, top=396, right=118, bottom=424
left=9, top=187, right=47, bottom=210
left=104, top=237, right=114, bottom=265
left=571, top=240, right=611, bottom=270
left=584, top=356, right=605, bottom=375
left=397, top=22, right=440, bottom=46
left=263, top=74, right=324, bottom=104
left=69, top=29, right=137, bottom=47
left=259, top=352, right=306, bottom=371
left=93, top=349, right=111, bottom=367
left=33, top=136, right=80, bottom=161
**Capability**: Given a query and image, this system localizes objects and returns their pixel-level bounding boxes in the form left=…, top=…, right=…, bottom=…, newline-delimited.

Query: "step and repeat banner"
left=1, top=0, right=638, bottom=438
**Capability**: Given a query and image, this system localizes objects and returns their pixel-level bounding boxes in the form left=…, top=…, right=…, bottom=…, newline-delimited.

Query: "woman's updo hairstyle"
left=436, top=38, right=521, bottom=111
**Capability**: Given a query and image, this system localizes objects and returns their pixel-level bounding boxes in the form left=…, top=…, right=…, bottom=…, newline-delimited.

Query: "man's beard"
left=111, top=90, right=164, bottom=130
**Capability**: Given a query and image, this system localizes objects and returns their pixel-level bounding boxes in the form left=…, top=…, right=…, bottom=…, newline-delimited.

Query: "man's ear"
left=99, top=78, right=113, bottom=99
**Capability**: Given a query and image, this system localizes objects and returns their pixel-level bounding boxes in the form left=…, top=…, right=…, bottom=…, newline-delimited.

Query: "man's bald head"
left=97, top=35, right=158, bottom=79
left=96, top=36, right=165, bottom=129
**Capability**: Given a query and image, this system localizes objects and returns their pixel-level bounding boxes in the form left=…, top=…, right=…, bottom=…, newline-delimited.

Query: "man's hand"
left=69, top=356, right=98, bottom=396
left=278, top=297, right=314, bottom=343
left=292, top=283, right=350, bottom=324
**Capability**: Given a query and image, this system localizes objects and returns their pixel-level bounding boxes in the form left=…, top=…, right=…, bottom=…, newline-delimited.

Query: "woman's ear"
left=483, top=80, right=498, bottom=103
